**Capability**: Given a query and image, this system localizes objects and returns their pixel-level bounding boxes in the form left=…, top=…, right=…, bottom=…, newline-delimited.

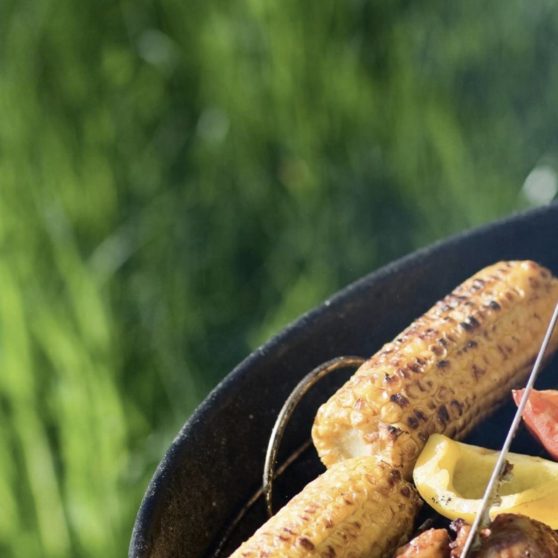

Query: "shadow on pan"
left=130, top=203, right=558, bottom=558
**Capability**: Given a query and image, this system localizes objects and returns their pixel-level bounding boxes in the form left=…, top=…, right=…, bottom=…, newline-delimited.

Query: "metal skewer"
left=460, top=300, right=558, bottom=557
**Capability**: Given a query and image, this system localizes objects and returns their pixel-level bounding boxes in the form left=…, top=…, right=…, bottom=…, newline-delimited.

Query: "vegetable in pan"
left=228, top=261, right=558, bottom=557
left=512, top=388, right=558, bottom=460
left=230, top=458, right=420, bottom=558
left=413, top=434, right=558, bottom=528
left=313, top=261, right=558, bottom=477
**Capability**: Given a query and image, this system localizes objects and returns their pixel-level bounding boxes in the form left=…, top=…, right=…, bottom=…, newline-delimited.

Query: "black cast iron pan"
left=130, top=203, right=558, bottom=558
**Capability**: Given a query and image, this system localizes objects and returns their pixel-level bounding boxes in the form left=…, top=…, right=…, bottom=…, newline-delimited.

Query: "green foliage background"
left=1, top=0, right=557, bottom=555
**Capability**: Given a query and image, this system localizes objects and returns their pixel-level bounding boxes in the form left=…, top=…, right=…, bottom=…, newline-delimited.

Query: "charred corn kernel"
left=228, top=458, right=421, bottom=558
left=312, top=261, right=558, bottom=477
left=413, top=434, right=558, bottom=528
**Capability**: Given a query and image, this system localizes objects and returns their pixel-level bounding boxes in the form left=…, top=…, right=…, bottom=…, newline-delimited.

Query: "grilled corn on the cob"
left=313, top=260, right=558, bottom=476
left=229, top=457, right=421, bottom=558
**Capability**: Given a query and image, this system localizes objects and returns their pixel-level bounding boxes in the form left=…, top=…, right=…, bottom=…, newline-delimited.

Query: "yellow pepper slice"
left=413, top=434, right=558, bottom=527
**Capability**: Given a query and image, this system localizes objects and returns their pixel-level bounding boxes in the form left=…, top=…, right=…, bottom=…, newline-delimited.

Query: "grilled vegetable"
left=312, top=260, right=558, bottom=477
left=228, top=457, right=421, bottom=558
left=512, top=388, right=558, bottom=459
left=413, top=434, right=558, bottom=527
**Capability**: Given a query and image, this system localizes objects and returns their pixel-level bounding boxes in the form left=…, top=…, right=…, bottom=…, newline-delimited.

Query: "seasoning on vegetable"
left=413, top=434, right=558, bottom=528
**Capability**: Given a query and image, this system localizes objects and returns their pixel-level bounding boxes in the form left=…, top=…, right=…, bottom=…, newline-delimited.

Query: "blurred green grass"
left=1, top=0, right=557, bottom=555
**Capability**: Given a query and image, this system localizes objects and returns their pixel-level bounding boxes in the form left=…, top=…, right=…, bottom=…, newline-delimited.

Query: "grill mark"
left=388, top=469, right=402, bottom=485
left=437, top=404, right=450, bottom=425
left=387, top=425, right=403, bottom=439
left=450, top=399, right=464, bottom=417
left=460, top=316, right=480, bottom=331
left=390, top=393, right=410, bottom=407
left=407, top=416, right=419, bottom=429
left=298, top=537, right=315, bottom=550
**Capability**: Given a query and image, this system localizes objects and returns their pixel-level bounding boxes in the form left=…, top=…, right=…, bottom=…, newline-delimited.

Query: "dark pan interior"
left=130, top=204, right=558, bottom=558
